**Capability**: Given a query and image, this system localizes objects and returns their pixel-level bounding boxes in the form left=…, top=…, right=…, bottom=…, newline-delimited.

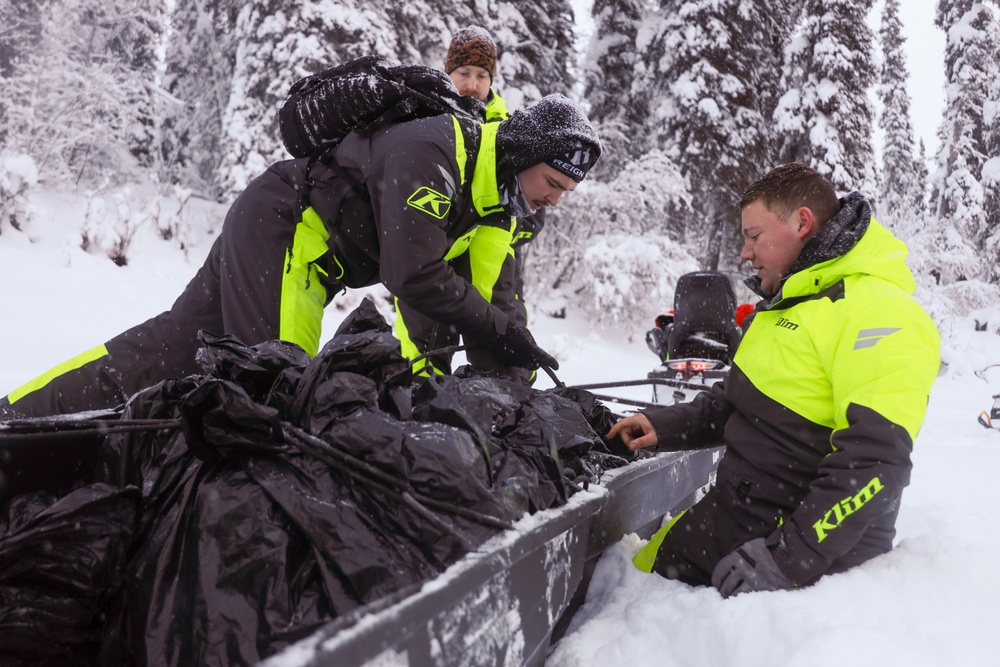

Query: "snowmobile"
left=571, top=270, right=749, bottom=410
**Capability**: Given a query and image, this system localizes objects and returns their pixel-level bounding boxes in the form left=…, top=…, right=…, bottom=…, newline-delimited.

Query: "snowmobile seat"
left=666, top=271, right=741, bottom=363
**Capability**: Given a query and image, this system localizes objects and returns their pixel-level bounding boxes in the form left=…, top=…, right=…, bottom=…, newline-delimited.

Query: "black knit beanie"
left=495, top=94, right=602, bottom=184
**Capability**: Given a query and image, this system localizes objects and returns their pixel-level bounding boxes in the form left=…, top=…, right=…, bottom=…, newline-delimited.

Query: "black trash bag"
left=409, top=374, right=566, bottom=518
left=493, top=389, right=618, bottom=506
left=194, top=331, right=311, bottom=404
left=291, top=303, right=410, bottom=431
left=1, top=300, right=638, bottom=667
left=314, top=405, right=508, bottom=555
left=0, top=483, right=140, bottom=667
left=95, top=376, right=200, bottom=491
left=411, top=373, right=606, bottom=516
left=178, top=379, right=286, bottom=465
left=99, top=376, right=490, bottom=666
left=293, top=371, right=380, bottom=434
left=553, top=386, right=637, bottom=464
left=411, top=374, right=498, bottom=456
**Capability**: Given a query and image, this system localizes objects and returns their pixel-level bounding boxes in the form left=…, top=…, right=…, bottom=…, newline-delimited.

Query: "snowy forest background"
left=1, top=0, right=999, bottom=344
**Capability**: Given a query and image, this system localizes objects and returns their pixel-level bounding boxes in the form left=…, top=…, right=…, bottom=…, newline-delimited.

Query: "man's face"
left=740, top=199, right=812, bottom=296
left=517, top=163, right=578, bottom=211
left=449, top=65, right=491, bottom=102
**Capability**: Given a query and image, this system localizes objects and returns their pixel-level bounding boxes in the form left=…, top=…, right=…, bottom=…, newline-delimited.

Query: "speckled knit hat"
left=445, top=26, right=498, bottom=80
left=496, top=94, right=603, bottom=184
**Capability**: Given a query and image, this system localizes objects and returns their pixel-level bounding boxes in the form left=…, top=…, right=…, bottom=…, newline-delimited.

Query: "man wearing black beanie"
left=393, top=86, right=601, bottom=379
left=1, top=92, right=603, bottom=418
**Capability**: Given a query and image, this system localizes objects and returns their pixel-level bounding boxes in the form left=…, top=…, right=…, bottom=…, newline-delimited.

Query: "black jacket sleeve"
left=643, top=381, right=734, bottom=451
left=361, top=130, right=508, bottom=342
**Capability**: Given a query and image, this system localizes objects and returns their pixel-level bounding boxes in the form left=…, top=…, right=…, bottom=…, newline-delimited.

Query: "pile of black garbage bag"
left=0, top=300, right=631, bottom=667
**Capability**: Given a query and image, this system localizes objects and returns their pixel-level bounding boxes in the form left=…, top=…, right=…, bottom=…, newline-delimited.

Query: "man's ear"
left=794, top=206, right=816, bottom=239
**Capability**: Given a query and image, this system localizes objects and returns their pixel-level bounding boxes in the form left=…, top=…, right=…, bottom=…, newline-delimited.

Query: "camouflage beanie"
left=445, top=26, right=498, bottom=80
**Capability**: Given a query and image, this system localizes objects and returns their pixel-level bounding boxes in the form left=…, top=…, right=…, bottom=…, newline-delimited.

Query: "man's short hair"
left=739, top=163, right=840, bottom=227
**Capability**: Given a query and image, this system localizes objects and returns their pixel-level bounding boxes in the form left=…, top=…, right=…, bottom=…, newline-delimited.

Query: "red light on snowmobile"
left=667, top=359, right=722, bottom=374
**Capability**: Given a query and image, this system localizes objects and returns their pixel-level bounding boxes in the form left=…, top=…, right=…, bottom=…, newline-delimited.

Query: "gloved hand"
left=494, top=323, right=559, bottom=371
left=711, top=537, right=795, bottom=598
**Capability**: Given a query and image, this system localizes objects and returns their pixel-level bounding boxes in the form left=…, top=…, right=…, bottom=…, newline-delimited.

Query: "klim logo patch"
left=813, top=476, right=885, bottom=543
left=406, top=187, right=451, bottom=219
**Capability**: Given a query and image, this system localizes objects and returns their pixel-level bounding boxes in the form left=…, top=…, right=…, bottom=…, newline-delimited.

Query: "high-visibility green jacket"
left=392, top=88, right=530, bottom=376
left=485, top=89, right=509, bottom=122
left=646, top=193, right=941, bottom=585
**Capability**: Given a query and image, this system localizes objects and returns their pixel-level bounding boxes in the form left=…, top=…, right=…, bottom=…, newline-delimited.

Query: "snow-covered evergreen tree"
left=642, top=0, right=778, bottom=270
left=103, top=2, right=163, bottom=170
left=775, top=0, right=878, bottom=197
left=758, top=0, right=803, bottom=124
left=0, top=0, right=43, bottom=149
left=389, top=2, right=463, bottom=69
left=217, top=1, right=400, bottom=199
left=490, top=0, right=577, bottom=108
left=914, top=138, right=930, bottom=214
left=932, top=0, right=999, bottom=281
left=877, top=0, right=922, bottom=233
left=0, top=0, right=165, bottom=187
left=160, top=0, right=240, bottom=200
left=983, top=22, right=1000, bottom=253
left=580, top=0, right=647, bottom=175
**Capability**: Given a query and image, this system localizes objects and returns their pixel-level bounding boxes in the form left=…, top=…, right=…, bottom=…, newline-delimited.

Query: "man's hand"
left=495, top=323, right=559, bottom=371
left=606, top=413, right=658, bottom=451
left=711, top=537, right=795, bottom=598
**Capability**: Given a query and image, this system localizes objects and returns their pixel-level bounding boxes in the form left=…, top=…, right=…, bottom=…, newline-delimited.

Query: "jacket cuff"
left=767, top=523, right=831, bottom=586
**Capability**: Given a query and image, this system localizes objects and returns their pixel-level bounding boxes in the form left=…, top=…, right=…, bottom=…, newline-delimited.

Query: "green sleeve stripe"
left=468, top=220, right=515, bottom=303
left=279, top=207, right=330, bottom=357
left=7, top=343, right=109, bottom=404
left=452, top=115, right=468, bottom=187
left=392, top=296, right=441, bottom=377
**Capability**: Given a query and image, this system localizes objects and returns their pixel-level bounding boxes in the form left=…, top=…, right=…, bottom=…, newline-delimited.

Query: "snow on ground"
left=2, top=193, right=999, bottom=666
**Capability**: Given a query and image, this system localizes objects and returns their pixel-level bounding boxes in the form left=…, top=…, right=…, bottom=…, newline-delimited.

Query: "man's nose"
left=739, top=242, right=752, bottom=261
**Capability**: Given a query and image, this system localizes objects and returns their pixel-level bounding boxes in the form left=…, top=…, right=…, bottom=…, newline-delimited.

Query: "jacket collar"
left=471, top=122, right=504, bottom=216
left=746, top=192, right=871, bottom=301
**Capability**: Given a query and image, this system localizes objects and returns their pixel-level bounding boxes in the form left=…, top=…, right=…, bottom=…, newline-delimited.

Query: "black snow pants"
left=0, top=168, right=336, bottom=419
left=651, top=458, right=901, bottom=587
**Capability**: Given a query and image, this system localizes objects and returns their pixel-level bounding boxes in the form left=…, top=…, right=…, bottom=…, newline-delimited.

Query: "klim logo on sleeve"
left=406, top=186, right=452, bottom=220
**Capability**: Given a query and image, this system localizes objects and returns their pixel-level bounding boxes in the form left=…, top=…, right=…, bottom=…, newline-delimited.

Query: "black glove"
left=494, top=323, right=559, bottom=371
left=711, top=537, right=795, bottom=598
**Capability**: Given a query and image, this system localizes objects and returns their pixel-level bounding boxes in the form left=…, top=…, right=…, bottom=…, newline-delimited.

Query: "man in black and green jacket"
left=394, top=25, right=544, bottom=379
left=610, top=163, right=940, bottom=596
left=0, top=94, right=600, bottom=418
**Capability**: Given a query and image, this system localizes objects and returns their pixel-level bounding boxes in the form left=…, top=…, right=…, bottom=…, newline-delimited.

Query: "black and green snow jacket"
left=280, top=112, right=517, bottom=355
left=645, top=192, right=941, bottom=585
left=391, top=88, right=534, bottom=376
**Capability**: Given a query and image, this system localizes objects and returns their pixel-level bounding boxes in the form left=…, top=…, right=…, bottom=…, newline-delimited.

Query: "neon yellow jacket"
left=647, top=193, right=940, bottom=584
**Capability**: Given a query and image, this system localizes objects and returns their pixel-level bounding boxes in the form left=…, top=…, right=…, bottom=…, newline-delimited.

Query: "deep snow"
left=1, top=192, right=999, bottom=667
